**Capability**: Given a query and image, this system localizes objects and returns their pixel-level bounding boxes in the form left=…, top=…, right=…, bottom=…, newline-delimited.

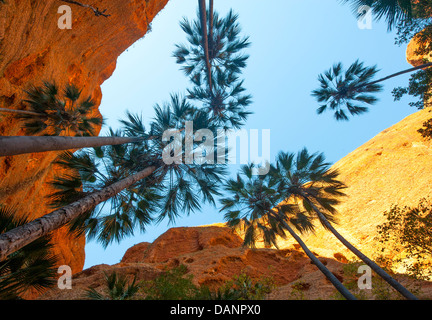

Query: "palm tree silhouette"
left=270, top=148, right=418, bottom=300
left=312, top=60, right=432, bottom=120
left=220, top=164, right=357, bottom=300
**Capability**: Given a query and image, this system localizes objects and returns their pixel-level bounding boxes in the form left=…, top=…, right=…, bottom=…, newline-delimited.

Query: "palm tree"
left=174, top=7, right=252, bottom=129
left=270, top=148, right=418, bottom=300
left=312, top=59, right=432, bottom=120
left=341, top=0, right=414, bottom=30
left=0, top=205, right=58, bottom=299
left=220, top=164, right=357, bottom=300
left=0, top=94, right=227, bottom=259
left=9, top=82, right=103, bottom=136
left=84, top=271, right=139, bottom=300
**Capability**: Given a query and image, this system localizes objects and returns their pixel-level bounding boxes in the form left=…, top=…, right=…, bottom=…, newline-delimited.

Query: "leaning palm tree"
left=270, top=148, right=418, bottom=300
left=0, top=94, right=227, bottom=259
left=174, top=6, right=250, bottom=126
left=312, top=59, right=432, bottom=120
left=0, top=205, right=58, bottom=299
left=342, top=0, right=414, bottom=31
left=220, top=164, right=357, bottom=300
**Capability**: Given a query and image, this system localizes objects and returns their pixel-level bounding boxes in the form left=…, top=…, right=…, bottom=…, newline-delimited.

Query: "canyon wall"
left=0, top=0, right=169, bottom=274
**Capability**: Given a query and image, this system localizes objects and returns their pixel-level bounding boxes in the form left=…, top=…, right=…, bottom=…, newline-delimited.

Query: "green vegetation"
left=84, top=265, right=274, bottom=300
left=330, top=261, right=421, bottom=300
left=7, top=82, right=103, bottom=137
left=375, top=199, right=432, bottom=280
left=84, top=272, right=139, bottom=300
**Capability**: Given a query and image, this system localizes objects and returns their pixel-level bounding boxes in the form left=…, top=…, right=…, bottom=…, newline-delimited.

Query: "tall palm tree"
left=312, top=60, right=432, bottom=120
left=220, top=164, right=357, bottom=300
left=0, top=206, right=58, bottom=299
left=10, top=82, right=103, bottom=137
left=342, top=0, right=414, bottom=30
left=174, top=7, right=252, bottom=129
left=0, top=94, right=227, bottom=259
left=270, top=148, right=418, bottom=300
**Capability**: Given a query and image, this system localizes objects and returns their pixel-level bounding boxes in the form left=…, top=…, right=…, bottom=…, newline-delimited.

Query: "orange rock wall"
left=0, top=0, right=169, bottom=274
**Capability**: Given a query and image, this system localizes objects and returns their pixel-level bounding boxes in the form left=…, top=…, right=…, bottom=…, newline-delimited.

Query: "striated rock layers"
left=0, top=0, right=168, bottom=274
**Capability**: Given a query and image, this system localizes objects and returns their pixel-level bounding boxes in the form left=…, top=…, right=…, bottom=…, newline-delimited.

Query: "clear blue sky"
left=84, top=0, right=417, bottom=269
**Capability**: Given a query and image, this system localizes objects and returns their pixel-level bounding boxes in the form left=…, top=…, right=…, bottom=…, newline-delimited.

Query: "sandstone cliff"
left=0, top=0, right=168, bottom=275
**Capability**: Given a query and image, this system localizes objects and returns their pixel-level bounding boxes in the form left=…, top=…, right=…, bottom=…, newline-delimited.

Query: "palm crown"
left=18, top=82, right=103, bottom=136
left=312, top=60, right=383, bottom=120
left=49, top=94, right=227, bottom=248
left=220, top=164, right=314, bottom=249
left=174, top=9, right=252, bottom=130
left=269, top=148, right=347, bottom=225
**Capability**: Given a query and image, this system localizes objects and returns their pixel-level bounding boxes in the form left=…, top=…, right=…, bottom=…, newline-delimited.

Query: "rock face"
left=0, top=0, right=168, bottom=275
left=39, top=226, right=348, bottom=300
left=39, top=225, right=432, bottom=300
left=256, top=39, right=432, bottom=263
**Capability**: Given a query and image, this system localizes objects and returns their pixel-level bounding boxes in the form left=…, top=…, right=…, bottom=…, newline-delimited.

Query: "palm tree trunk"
left=360, top=62, right=432, bottom=89
left=0, top=108, right=42, bottom=117
left=0, top=136, right=143, bottom=157
left=209, top=0, right=214, bottom=47
left=0, top=166, right=157, bottom=261
left=302, top=195, right=418, bottom=300
left=198, top=0, right=213, bottom=93
left=276, top=217, right=356, bottom=300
